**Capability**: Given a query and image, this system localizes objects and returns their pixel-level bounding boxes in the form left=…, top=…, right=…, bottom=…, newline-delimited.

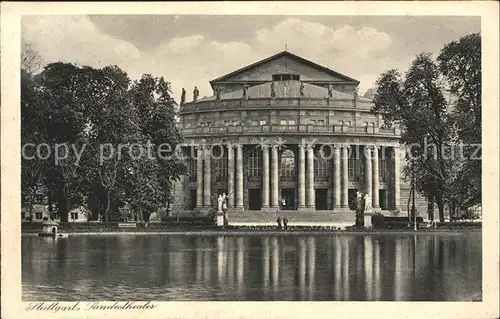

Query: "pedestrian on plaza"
left=277, top=216, right=282, bottom=229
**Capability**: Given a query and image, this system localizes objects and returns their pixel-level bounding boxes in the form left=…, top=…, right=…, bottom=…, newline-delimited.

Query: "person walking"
left=276, top=216, right=282, bottom=229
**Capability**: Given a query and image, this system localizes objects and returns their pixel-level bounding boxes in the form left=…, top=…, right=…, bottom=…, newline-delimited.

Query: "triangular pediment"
left=210, top=51, right=359, bottom=85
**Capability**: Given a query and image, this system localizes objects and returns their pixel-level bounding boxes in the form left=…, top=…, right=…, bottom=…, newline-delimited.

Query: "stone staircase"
left=227, top=209, right=355, bottom=227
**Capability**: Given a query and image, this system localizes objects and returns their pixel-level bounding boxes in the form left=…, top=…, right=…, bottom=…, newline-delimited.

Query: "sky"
left=21, top=15, right=480, bottom=100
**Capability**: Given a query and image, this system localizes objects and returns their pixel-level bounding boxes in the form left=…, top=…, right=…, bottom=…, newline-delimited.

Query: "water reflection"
left=22, top=232, right=482, bottom=301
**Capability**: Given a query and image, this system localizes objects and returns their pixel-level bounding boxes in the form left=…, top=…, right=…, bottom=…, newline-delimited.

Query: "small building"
left=41, top=219, right=59, bottom=235
left=22, top=204, right=50, bottom=222
left=69, top=206, right=89, bottom=223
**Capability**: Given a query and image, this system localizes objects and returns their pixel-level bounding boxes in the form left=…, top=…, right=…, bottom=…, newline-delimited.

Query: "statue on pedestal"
left=355, top=191, right=365, bottom=226
left=180, top=88, right=186, bottom=105
left=193, top=86, right=199, bottom=102
left=328, top=83, right=333, bottom=98
left=217, top=194, right=224, bottom=213
left=364, top=193, right=372, bottom=213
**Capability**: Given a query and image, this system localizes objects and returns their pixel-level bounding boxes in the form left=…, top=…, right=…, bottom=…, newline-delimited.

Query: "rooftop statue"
left=193, top=86, right=199, bottom=102
left=180, top=88, right=186, bottom=105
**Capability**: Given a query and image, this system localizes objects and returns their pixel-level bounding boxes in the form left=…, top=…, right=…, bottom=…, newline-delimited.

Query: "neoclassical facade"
left=174, top=52, right=422, bottom=223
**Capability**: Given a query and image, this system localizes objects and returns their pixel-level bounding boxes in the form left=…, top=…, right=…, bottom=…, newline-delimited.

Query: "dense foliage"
left=372, top=33, right=481, bottom=221
left=21, top=61, right=187, bottom=222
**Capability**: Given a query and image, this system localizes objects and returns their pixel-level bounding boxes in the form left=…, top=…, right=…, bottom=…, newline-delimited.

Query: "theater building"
left=174, top=51, right=426, bottom=224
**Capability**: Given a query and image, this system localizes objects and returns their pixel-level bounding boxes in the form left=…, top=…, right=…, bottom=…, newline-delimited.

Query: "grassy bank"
left=22, top=221, right=482, bottom=234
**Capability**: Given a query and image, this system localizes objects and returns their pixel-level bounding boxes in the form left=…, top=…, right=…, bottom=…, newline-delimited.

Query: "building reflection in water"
left=364, top=236, right=373, bottom=300
left=236, top=237, right=244, bottom=297
left=22, top=232, right=482, bottom=301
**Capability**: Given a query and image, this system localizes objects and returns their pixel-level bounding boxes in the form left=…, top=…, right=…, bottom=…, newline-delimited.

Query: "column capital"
left=298, top=144, right=306, bottom=149
left=306, top=145, right=314, bottom=150
left=260, top=144, right=269, bottom=150
left=341, top=144, right=350, bottom=150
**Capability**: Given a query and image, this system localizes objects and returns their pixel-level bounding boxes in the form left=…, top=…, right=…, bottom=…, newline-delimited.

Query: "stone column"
left=204, top=146, right=212, bottom=207
left=236, top=144, right=244, bottom=209
left=364, top=146, right=372, bottom=198
left=333, top=145, right=341, bottom=209
left=306, top=145, right=315, bottom=208
left=196, top=146, right=204, bottom=208
left=392, top=146, right=401, bottom=210
left=227, top=144, right=235, bottom=208
left=372, top=146, right=380, bottom=209
left=271, top=145, right=279, bottom=208
left=298, top=144, right=306, bottom=209
left=262, top=145, right=270, bottom=208
left=341, top=145, right=349, bottom=208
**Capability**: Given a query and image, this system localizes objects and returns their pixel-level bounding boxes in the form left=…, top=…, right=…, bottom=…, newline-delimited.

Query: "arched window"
left=314, top=150, right=330, bottom=181
left=280, top=150, right=295, bottom=181
left=247, top=148, right=262, bottom=181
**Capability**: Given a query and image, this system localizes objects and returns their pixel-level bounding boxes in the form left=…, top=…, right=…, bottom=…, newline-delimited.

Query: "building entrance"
left=248, top=189, right=262, bottom=210
left=315, top=189, right=328, bottom=210
left=281, top=188, right=295, bottom=210
left=189, top=189, right=196, bottom=210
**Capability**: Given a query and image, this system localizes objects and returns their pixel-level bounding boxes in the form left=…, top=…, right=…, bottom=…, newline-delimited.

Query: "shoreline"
left=22, top=228, right=481, bottom=236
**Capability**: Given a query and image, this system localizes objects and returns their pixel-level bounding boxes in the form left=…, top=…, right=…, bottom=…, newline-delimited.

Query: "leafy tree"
left=88, top=66, right=136, bottom=222
left=128, top=75, right=188, bottom=220
left=373, top=53, right=451, bottom=222
left=372, top=33, right=481, bottom=221
left=437, top=33, right=481, bottom=209
left=21, top=70, right=47, bottom=216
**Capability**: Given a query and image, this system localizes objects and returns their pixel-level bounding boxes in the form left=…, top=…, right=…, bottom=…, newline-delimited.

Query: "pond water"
left=22, top=231, right=482, bottom=301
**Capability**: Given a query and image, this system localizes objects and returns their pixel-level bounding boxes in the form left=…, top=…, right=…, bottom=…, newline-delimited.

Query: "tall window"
left=314, top=150, right=329, bottom=181
left=189, top=156, right=197, bottom=182
left=247, top=148, right=262, bottom=181
left=280, top=150, right=295, bottom=181
left=379, top=151, right=387, bottom=182
left=213, top=147, right=228, bottom=182
left=348, top=148, right=364, bottom=182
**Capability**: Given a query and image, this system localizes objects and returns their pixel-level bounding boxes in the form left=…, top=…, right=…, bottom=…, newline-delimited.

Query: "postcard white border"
left=2, top=2, right=499, bottom=319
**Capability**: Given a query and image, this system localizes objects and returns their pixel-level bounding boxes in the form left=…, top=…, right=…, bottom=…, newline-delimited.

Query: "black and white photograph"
left=1, top=2, right=499, bottom=319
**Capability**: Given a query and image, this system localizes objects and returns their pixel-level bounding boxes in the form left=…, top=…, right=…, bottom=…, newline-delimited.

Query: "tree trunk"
left=60, top=187, right=69, bottom=222
left=48, top=189, right=53, bottom=212
left=105, top=189, right=111, bottom=222
left=437, top=197, right=445, bottom=223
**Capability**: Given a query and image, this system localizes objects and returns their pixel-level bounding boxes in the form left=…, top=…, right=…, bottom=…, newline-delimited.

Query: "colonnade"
left=195, top=144, right=400, bottom=211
